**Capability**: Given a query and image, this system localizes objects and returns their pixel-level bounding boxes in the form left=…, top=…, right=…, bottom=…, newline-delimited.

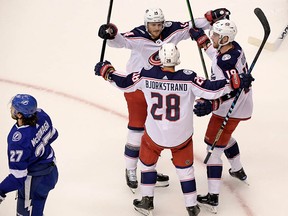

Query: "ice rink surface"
left=0, top=0, right=287, bottom=215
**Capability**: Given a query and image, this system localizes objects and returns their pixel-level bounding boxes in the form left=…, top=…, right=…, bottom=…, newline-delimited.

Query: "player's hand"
left=98, top=23, right=118, bottom=40
left=230, top=73, right=255, bottom=90
left=205, top=8, right=231, bottom=24
left=239, top=73, right=255, bottom=90
left=94, top=60, right=115, bottom=81
left=193, top=98, right=221, bottom=117
left=0, top=194, right=6, bottom=204
left=189, top=28, right=210, bottom=48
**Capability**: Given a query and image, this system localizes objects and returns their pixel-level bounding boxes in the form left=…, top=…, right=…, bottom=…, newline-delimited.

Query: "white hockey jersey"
left=205, top=41, right=253, bottom=119
left=109, top=66, right=234, bottom=147
left=108, top=19, right=210, bottom=74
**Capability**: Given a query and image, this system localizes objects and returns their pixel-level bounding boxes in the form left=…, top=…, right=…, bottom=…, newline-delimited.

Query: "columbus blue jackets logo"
left=148, top=51, right=162, bottom=66
left=222, top=54, right=231, bottom=61
left=12, top=131, right=22, bottom=142
left=164, top=21, right=172, bottom=28
left=183, top=69, right=193, bottom=75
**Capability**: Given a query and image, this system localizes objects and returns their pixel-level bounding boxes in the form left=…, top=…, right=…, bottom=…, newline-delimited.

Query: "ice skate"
left=133, top=196, right=154, bottom=216
left=126, top=169, right=138, bottom=193
left=197, top=193, right=218, bottom=214
left=155, top=173, right=169, bottom=187
left=186, top=205, right=200, bottom=216
left=229, top=168, right=249, bottom=185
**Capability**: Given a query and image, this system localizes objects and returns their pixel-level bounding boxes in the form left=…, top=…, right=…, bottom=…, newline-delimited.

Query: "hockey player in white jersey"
left=189, top=19, right=253, bottom=213
left=98, top=7, right=231, bottom=192
left=94, top=43, right=254, bottom=216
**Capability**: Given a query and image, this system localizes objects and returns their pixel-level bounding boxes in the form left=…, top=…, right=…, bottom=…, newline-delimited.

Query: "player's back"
left=109, top=65, right=231, bottom=147
left=139, top=67, right=197, bottom=147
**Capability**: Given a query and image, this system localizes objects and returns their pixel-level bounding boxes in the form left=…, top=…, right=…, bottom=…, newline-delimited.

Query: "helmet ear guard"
left=159, top=43, right=180, bottom=67
left=11, top=94, right=37, bottom=118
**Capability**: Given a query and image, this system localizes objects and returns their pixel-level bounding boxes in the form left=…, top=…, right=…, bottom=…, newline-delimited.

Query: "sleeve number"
left=225, top=69, right=238, bottom=79
left=151, top=92, right=180, bottom=121
left=10, top=150, right=23, bottom=162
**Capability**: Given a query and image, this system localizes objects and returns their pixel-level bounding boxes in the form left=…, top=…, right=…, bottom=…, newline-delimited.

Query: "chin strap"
left=217, top=36, right=230, bottom=51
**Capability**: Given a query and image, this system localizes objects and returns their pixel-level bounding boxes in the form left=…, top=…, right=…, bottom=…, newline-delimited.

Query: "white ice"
left=0, top=0, right=287, bottom=215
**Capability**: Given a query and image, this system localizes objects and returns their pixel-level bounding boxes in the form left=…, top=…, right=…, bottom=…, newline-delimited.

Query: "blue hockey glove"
left=94, top=60, right=115, bottom=81
left=193, top=98, right=221, bottom=117
left=189, top=28, right=210, bottom=48
left=230, top=73, right=255, bottom=90
left=98, top=23, right=118, bottom=40
left=205, top=8, right=231, bottom=24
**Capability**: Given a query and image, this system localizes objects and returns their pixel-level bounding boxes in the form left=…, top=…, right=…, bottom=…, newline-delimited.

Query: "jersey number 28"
left=151, top=92, right=180, bottom=121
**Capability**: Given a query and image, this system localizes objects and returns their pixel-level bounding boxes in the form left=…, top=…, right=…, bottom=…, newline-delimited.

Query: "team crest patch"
left=222, top=54, right=231, bottom=61
left=164, top=21, right=172, bottom=28
left=148, top=51, right=162, bottom=66
left=12, top=131, right=22, bottom=142
left=183, top=69, right=193, bottom=75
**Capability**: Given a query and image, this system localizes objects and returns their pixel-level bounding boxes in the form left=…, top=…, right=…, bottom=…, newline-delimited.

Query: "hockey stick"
left=204, top=8, right=271, bottom=164
left=100, top=0, right=114, bottom=62
left=186, top=0, right=209, bottom=79
left=248, top=24, right=287, bottom=51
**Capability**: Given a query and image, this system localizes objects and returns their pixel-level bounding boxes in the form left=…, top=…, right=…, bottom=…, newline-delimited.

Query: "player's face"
left=210, top=31, right=220, bottom=48
left=147, top=22, right=164, bottom=39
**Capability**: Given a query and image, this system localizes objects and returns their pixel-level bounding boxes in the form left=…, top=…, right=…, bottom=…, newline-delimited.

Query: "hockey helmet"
left=211, top=19, right=237, bottom=43
left=159, top=43, right=180, bottom=67
left=11, top=94, right=37, bottom=118
left=144, top=8, right=165, bottom=28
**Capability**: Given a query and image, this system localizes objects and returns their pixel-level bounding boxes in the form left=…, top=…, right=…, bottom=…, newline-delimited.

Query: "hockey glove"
left=0, top=193, right=6, bottom=204
left=189, top=28, right=210, bottom=49
left=98, top=23, right=118, bottom=40
left=205, top=8, right=231, bottom=25
left=94, top=60, right=115, bottom=81
left=239, top=73, right=255, bottom=90
left=230, top=73, right=255, bottom=90
left=193, top=98, right=221, bottom=117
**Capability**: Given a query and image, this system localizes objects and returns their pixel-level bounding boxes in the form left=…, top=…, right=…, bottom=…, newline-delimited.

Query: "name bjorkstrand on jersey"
left=145, top=80, right=188, bottom=91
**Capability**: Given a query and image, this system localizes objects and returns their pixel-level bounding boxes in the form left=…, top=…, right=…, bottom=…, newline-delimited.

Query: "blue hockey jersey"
left=0, top=109, right=58, bottom=195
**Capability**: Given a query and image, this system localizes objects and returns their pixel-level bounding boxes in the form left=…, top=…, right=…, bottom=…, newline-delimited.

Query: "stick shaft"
left=100, top=0, right=114, bottom=62
left=186, top=0, right=208, bottom=79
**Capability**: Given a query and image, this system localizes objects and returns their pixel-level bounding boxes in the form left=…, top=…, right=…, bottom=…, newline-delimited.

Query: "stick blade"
left=254, top=8, right=271, bottom=35
left=248, top=36, right=278, bottom=51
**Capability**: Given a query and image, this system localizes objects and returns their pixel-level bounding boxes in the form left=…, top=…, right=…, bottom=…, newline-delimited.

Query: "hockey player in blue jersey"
left=0, top=94, right=59, bottom=216
left=94, top=43, right=254, bottom=216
